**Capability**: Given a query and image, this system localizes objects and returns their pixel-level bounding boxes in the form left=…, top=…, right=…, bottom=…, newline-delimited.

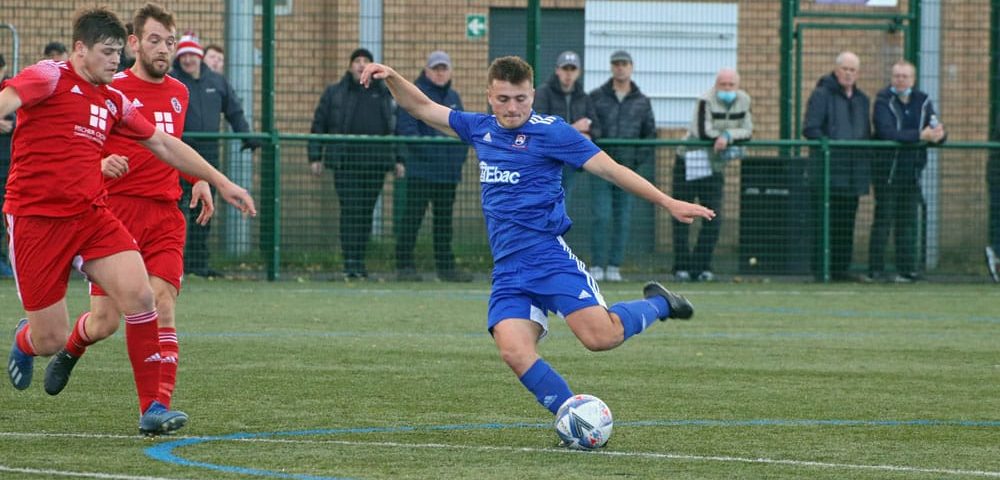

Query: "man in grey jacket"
left=673, top=68, right=752, bottom=282
left=802, top=51, right=872, bottom=282
left=588, top=50, right=656, bottom=282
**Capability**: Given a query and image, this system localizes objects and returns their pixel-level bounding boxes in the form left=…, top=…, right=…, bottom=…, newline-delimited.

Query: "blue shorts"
left=488, top=236, right=606, bottom=339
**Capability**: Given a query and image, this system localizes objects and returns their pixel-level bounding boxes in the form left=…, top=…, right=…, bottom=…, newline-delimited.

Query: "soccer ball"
left=554, top=394, right=613, bottom=450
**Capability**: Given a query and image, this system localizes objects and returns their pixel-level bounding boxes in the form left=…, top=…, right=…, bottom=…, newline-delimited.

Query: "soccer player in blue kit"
left=361, top=56, right=716, bottom=417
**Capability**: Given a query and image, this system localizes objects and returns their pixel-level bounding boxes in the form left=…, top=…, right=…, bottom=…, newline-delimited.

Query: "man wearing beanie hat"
left=309, top=47, right=397, bottom=280
left=170, top=30, right=260, bottom=278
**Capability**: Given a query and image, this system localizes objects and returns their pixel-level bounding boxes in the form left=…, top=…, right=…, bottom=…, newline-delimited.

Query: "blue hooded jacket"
left=395, top=72, right=468, bottom=183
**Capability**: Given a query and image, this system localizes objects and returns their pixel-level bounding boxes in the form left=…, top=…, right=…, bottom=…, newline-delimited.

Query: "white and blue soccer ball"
left=554, top=394, right=613, bottom=450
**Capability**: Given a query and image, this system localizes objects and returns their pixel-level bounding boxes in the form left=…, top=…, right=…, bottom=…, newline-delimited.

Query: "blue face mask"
left=717, top=90, right=737, bottom=104
left=890, top=86, right=912, bottom=97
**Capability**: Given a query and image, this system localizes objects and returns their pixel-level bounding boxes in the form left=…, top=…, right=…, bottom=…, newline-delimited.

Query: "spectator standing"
left=395, top=51, right=471, bottom=282
left=588, top=50, right=656, bottom=282
left=43, top=41, right=69, bottom=61
left=987, top=111, right=1000, bottom=282
left=673, top=68, right=752, bottom=282
left=170, top=32, right=258, bottom=277
left=533, top=50, right=598, bottom=199
left=309, top=48, right=397, bottom=279
left=203, top=44, right=224, bottom=74
left=802, top=51, right=872, bottom=283
left=869, top=60, right=945, bottom=283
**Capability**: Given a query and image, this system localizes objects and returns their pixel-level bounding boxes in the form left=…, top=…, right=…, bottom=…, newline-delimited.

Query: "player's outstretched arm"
left=582, top=150, right=715, bottom=224
left=0, top=88, right=23, bottom=118
left=141, top=130, right=257, bottom=217
left=359, top=63, right=456, bottom=137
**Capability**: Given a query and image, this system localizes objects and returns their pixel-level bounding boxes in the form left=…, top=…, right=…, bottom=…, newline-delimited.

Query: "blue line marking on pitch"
left=146, top=418, right=1000, bottom=479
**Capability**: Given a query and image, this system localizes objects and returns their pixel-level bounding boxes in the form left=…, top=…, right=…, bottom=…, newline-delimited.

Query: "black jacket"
left=872, top=86, right=944, bottom=185
left=308, top=72, right=395, bottom=171
left=802, top=73, right=872, bottom=195
left=533, top=73, right=600, bottom=138
left=395, top=72, right=467, bottom=183
left=589, top=79, right=656, bottom=169
left=169, top=60, right=252, bottom=166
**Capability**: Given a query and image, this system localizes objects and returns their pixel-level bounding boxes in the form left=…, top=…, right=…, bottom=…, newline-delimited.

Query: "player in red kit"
left=41, top=3, right=215, bottom=435
left=1, top=6, right=256, bottom=435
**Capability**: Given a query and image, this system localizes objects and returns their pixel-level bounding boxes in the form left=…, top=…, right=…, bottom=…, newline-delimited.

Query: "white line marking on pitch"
left=228, top=437, right=1000, bottom=478
left=3, top=431, right=997, bottom=478
left=0, top=465, right=195, bottom=480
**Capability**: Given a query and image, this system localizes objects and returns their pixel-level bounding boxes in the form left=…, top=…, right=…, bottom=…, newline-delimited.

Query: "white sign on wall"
left=583, top=1, right=739, bottom=128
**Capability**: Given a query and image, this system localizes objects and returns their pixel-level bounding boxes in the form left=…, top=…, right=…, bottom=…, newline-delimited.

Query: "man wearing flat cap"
left=309, top=47, right=398, bottom=279
left=533, top=50, right=599, bottom=200
left=587, top=50, right=656, bottom=283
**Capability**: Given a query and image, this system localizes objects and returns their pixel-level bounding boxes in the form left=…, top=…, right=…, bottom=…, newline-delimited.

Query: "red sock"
left=125, top=310, right=160, bottom=414
left=15, top=323, right=36, bottom=356
left=64, top=312, right=94, bottom=357
left=158, top=327, right=178, bottom=408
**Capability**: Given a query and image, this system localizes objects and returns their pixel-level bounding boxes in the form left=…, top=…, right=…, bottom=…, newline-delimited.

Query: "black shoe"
left=189, top=268, right=222, bottom=278
left=643, top=281, right=694, bottom=320
left=397, top=268, right=422, bottom=282
left=345, top=270, right=368, bottom=280
left=832, top=272, right=872, bottom=283
left=438, top=270, right=472, bottom=282
left=44, top=349, right=80, bottom=395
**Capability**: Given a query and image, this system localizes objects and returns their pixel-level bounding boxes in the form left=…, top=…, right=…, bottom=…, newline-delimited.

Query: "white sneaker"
left=675, top=270, right=691, bottom=282
left=606, top=266, right=623, bottom=282
left=589, top=266, right=605, bottom=281
left=697, top=271, right=715, bottom=282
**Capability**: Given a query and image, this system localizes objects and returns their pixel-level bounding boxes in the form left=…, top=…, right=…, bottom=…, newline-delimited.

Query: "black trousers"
left=180, top=182, right=211, bottom=273
left=334, top=166, right=387, bottom=274
left=671, top=161, right=724, bottom=273
left=812, top=193, right=860, bottom=278
left=395, top=177, right=458, bottom=273
left=869, top=179, right=921, bottom=275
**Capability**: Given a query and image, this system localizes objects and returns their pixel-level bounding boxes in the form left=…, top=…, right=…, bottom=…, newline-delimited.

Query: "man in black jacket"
left=533, top=51, right=598, bottom=199
left=309, top=48, right=397, bottom=279
left=870, top=60, right=945, bottom=282
left=170, top=33, right=258, bottom=277
left=802, top=51, right=872, bottom=282
left=588, top=50, right=656, bottom=283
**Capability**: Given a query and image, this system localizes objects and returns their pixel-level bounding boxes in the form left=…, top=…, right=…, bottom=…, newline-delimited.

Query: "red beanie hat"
left=177, top=33, right=204, bottom=58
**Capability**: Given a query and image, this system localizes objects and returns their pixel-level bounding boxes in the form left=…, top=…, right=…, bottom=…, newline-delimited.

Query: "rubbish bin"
left=739, top=157, right=810, bottom=274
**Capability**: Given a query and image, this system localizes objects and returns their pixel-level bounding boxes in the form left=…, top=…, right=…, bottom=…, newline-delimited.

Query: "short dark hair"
left=43, top=41, right=67, bottom=57
left=205, top=44, right=224, bottom=55
left=71, top=6, right=127, bottom=48
left=0, top=53, right=6, bottom=69
left=487, top=56, right=533, bottom=87
left=132, top=3, right=175, bottom=40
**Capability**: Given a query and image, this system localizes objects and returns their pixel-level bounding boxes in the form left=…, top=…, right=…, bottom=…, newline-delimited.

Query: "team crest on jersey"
left=513, top=134, right=529, bottom=149
left=171, top=97, right=182, bottom=113
left=104, top=99, right=118, bottom=116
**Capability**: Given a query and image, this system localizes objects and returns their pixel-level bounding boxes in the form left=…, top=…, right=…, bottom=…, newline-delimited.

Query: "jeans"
left=590, top=176, right=634, bottom=268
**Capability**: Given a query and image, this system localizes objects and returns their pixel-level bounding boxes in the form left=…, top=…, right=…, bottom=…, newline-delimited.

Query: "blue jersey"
left=449, top=110, right=601, bottom=260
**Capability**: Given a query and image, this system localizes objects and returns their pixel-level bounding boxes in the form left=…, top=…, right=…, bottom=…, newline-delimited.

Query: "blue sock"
left=519, top=358, right=573, bottom=414
left=609, top=296, right=669, bottom=341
